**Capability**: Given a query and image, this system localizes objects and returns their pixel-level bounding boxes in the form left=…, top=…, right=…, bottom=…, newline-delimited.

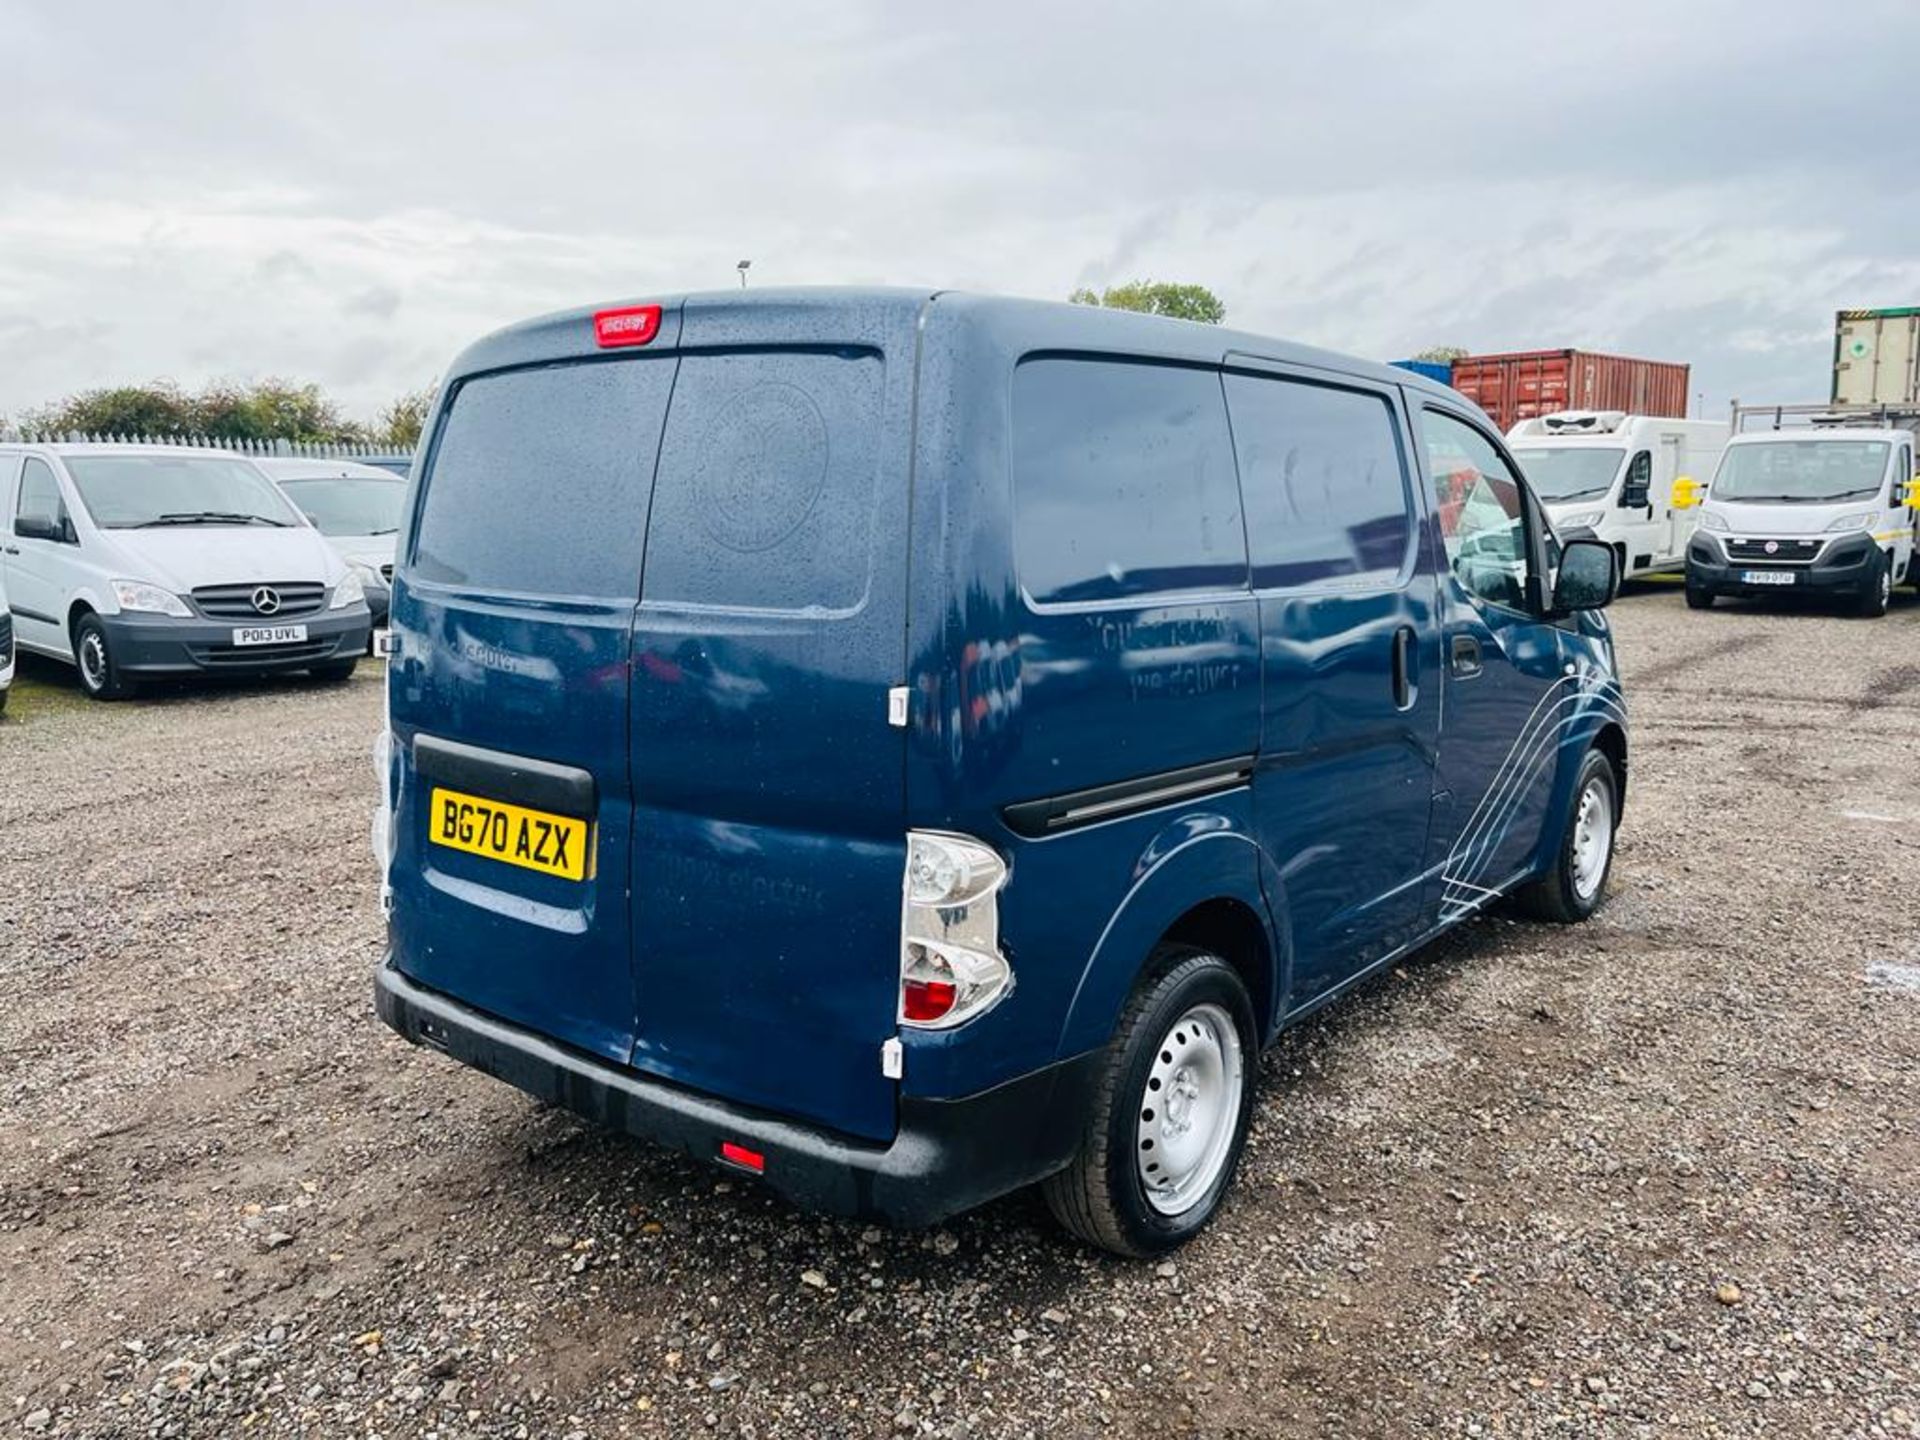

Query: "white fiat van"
left=1508, top=412, right=1728, bottom=578
left=1684, top=414, right=1920, bottom=616
left=0, top=443, right=371, bottom=699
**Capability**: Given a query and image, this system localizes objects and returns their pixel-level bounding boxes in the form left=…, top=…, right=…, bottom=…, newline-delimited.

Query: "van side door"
left=1416, top=406, right=1569, bottom=918
left=1657, top=433, right=1690, bottom=561
left=1223, top=363, right=1440, bottom=1006
left=8, top=456, right=79, bottom=656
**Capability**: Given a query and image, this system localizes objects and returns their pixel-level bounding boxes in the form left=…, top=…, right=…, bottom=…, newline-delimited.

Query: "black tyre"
left=1684, top=581, right=1714, bottom=610
left=1516, top=747, right=1618, bottom=923
left=1852, top=552, right=1892, bottom=618
left=309, top=659, right=359, bottom=683
left=73, top=613, right=136, bottom=701
left=1042, top=947, right=1258, bottom=1257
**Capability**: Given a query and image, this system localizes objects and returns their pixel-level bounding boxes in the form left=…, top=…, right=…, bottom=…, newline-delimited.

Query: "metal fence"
left=0, top=431, right=407, bottom=458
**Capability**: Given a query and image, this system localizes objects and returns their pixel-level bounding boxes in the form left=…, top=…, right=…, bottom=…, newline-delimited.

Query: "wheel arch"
left=1055, top=825, right=1287, bottom=1058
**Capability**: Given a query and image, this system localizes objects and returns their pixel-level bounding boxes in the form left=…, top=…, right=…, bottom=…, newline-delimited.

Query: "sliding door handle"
left=1450, top=633, right=1482, bottom=679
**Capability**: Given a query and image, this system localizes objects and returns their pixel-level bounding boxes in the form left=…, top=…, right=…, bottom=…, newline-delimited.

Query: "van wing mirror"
left=1552, top=538, right=1618, bottom=614
left=1621, top=480, right=1650, bottom=509
left=14, top=512, right=63, bottom=542
left=1669, top=475, right=1704, bottom=510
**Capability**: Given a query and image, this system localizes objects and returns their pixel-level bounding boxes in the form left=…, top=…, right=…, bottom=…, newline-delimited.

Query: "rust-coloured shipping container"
left=1450, top=349, right=1690, bottom=433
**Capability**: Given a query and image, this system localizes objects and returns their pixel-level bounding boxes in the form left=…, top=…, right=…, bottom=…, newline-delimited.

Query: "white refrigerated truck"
left=1507, top=411, right=1729, bottom=578
left=1680, top=403, right=1920, bottom=617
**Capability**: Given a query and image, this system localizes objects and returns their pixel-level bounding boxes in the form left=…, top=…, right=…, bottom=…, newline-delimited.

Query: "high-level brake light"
left=593, top=305, right=662, bottom=349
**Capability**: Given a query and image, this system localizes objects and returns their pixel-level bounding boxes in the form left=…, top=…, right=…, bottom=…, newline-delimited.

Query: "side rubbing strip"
left=1002, top=756, right=1255, bottom=838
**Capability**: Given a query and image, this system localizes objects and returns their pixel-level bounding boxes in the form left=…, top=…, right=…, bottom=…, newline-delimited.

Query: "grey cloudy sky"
left=3, top=0, right=1915, bottom=426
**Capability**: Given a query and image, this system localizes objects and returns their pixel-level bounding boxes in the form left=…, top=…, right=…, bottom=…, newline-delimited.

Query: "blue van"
left=374, top=289, right=1626, bottom=1256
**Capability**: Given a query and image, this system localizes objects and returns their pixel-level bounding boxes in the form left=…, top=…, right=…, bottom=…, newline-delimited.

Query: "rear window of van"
left=412, top=359, right=675, bottom=598
left=642, top=349, right=884, bottom=614
left=1012, top=358, right=1246, bottom=606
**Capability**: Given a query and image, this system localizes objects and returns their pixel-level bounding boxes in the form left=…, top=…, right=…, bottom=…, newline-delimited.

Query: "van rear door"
left=387, top=349, right=676, bottom=1066
left=624, top=298, right=917, bottom=1143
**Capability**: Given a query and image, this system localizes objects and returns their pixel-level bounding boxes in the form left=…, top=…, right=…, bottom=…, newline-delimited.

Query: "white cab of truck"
left=1508, top=411, right=1730, bottom=578
left=1683, top=413, right=1920, bottom=617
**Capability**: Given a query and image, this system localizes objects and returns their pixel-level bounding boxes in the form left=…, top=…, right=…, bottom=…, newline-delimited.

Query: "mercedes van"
left=1683, top=410, right=1920, bottom=616
left=375, top=289, right=1628, bottom=1255
left=256, top=456, right=405, bottom=649
left=1507, top=411, right=1727, bottom=579
left=0, top=443, right=371, bottom=698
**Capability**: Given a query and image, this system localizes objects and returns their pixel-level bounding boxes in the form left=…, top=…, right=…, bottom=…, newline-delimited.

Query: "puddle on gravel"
left=1865, top=962, right=1920, bottom=994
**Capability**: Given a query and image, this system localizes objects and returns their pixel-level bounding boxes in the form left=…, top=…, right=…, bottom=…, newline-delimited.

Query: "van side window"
left=642, top=348, right=885, bottom=613
left=1623, top=450, right=1652, bottom=502
left=1013, top=358, right=1246, bottom=605
left=15, top=458, right=70, bottom=537
left=1420, top=410, right=1530, bottom=611
left=1223, top=372, right=1413, bottom=590
left=413, top=359, right=675, bottom=598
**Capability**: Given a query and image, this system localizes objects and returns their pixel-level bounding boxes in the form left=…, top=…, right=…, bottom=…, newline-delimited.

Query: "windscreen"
left=279, top=477, right=405, bottom=537
left=1712, top=440, right=1889, bottom=503
left=1511, top=446, right=1624, bottom=502
left=64, top=456, right=301, bottom=529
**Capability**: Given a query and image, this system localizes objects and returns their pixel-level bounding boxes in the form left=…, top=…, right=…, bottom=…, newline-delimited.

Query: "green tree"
left=22, top=378, right=366, bottom=442
left=374, top=384, right=436, bottom=449
left=193, top=379, right=363, bottom=443
left=22, top=382, right=197, bottom=436
left=1069, top=280, right=1226, bottom=325
left=1413, top=345, right=1469, bottom=362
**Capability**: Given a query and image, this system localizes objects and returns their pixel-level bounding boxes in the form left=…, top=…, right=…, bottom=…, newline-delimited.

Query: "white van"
left=254, top=457, right=403, bottom=651
left=0, top=567, right=13, bottom=715
left=1683, top=414, right=1920, bottom=617
left=1508, top=412, right=1729, bottom=578
left=0, top=443, right=372, bottom=699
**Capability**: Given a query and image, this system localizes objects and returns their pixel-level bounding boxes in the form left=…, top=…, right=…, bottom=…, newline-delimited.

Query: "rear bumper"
left=375, top=960, right=1099, bottom=1227
left=1686, top=534, right=1878, bottom=596
left=101, top=607, right=371, bottom=675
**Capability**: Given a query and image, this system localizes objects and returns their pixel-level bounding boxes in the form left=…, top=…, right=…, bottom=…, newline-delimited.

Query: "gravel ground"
left=3, top=583, right=1918, bottom=1439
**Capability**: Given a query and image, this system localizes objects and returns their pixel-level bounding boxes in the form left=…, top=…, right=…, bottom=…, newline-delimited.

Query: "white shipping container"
left=1833, top=309, right=1920, bottom=406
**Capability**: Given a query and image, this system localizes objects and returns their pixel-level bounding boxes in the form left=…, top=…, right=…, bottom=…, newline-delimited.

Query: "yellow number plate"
left=428, top=786, right=591, bottom=881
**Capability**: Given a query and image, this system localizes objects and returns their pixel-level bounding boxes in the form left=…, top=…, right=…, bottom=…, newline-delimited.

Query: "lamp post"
left=737, top=260, right=751, bottom=288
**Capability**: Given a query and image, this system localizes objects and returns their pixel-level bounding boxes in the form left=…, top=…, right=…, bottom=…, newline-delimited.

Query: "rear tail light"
left=718, top=1141, right=765, bottom=1174
left=593, top=304, right=662, bottom=349
left=898, top=832, right=1012, bottom=1030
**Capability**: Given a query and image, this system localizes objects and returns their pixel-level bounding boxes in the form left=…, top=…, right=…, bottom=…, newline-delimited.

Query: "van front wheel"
left=1042, top=947, right=1257, bottom=1257
left=74, top=614, right=136, bottom=701
left=1516, top=747, right=1617, bottom=923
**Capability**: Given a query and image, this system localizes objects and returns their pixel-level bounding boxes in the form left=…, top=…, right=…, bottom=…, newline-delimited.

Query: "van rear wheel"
left=1041, top=947, right=1257, bottom=1257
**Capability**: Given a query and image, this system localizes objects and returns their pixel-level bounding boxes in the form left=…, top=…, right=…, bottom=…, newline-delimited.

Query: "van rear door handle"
left=1450, top=634, right=1482, bottom=679
left=1390, top=625, right=1414, bottom=710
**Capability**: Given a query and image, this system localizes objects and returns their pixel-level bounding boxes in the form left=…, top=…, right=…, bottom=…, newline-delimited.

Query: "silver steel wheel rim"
left=1136, top=1002, right=1244, bottom=1216
left=1571, top=777, right=1613, bottom=900
left=79, top=631, right=107, bottom=690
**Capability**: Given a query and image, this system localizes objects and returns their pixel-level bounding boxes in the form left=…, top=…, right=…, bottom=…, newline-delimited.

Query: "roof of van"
left=1728, top=426, right=1914, bottom=445
left=253, top=457, right=404, bottom=481
left=445, top=286, right=1472, bottom=413
left=0, top=441, right=267, bottom=460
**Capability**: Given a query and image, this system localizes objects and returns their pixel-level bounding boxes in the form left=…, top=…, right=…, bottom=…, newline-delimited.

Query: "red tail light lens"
left=901, top=977, right=957, bottom=1023
left=718, top=1140, right=765, bottom=1174
left=593, top=305, right=662, bottom=349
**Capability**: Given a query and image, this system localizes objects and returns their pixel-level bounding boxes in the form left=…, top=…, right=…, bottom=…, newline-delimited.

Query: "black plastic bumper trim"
left=375, top=961, right=1099, bottom=1227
